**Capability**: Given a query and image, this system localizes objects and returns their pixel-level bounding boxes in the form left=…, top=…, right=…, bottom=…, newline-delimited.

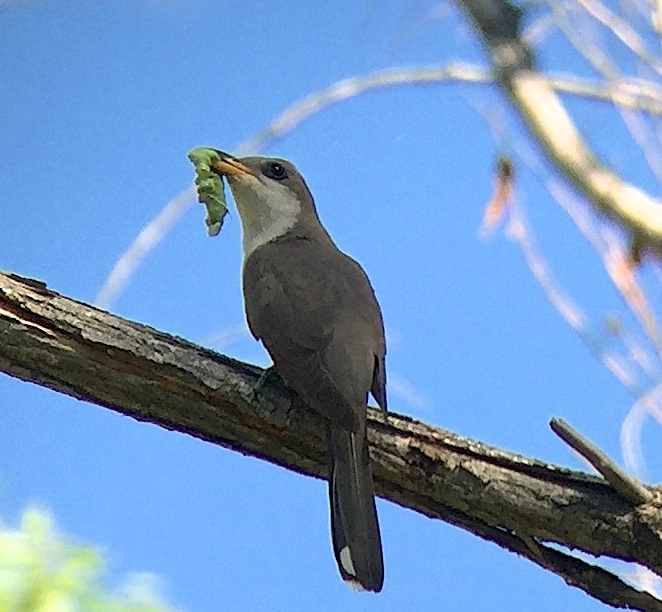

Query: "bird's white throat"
left=228, top=175, right=301, bottom=259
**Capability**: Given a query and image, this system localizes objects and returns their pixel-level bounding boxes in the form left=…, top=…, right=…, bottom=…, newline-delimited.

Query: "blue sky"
left=1, top=0, right=660, bottom=610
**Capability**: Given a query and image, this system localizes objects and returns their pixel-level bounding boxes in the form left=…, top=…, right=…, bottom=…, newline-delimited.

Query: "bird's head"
left=210, top=152, right=320, bottom=257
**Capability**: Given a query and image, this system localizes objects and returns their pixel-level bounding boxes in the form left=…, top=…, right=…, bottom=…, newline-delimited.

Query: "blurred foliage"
left=0, top=508, right=177, bottom=612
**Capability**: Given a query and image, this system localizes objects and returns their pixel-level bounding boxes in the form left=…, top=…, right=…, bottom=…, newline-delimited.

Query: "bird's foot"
left=380, top=406, right=388, bottom=424
left=253, top=365, right=283, bottom=396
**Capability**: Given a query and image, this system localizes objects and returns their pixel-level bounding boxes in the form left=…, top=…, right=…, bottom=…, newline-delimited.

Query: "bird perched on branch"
left=211, top=152, right=387, bottom=592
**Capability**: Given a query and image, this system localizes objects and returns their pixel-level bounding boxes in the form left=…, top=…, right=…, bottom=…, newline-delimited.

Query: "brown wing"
left=242, top=236, right=386, bottom=431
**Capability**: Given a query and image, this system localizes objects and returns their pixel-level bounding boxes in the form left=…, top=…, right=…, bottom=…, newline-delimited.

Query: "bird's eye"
left=265, top=162, right=287, bottom=180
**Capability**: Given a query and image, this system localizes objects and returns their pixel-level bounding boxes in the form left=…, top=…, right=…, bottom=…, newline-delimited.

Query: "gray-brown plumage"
left=211, top=152, right=386, bottom=592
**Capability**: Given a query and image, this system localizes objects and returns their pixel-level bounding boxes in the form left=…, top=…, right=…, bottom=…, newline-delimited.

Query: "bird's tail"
left=328, top=426, right=384, bottom=592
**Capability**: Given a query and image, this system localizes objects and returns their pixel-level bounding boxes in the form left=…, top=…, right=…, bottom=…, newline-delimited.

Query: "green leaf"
left=0, top=508, right=178, bottom=612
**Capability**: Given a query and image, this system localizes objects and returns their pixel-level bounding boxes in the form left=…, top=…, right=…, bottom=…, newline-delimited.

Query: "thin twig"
left=550, top=417, right=653, bottom=504
left=94, top=185, right=197, bottom=309
left=575, top=0, right=662, bottom=77
left=236, top=64, right=493, bottom=153
left=546, top=0, right=622, bottom=80
left=548, top=75, right=662, bottom=115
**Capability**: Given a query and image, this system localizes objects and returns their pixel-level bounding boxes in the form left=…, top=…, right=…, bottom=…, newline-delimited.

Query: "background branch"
left=458, top=0, right=662, bottom=252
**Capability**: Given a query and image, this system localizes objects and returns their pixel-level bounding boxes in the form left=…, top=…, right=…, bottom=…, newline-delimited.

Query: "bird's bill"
left=211, top=151, right=253, bottom=178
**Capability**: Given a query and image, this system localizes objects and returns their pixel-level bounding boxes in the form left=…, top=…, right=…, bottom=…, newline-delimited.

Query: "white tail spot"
left=340, top=546, right=356, bottom=576
left=345, top=579, right=366, bottom=592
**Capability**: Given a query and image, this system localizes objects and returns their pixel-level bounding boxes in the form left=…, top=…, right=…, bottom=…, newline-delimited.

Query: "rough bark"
left=2, top=270, right=662, bottom=609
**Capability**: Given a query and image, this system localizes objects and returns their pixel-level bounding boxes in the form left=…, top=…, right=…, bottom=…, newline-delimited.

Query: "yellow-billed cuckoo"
left=211, top=152, right=386, bottom=592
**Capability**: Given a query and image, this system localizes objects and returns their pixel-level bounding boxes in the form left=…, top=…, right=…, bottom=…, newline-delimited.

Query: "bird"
left=210, top=151, right=387, bottom=592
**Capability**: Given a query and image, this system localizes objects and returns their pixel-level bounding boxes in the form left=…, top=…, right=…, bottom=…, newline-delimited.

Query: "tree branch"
left=456, top=0, right=662, bottom=254
left=2, top=270, right=662, bottom=608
